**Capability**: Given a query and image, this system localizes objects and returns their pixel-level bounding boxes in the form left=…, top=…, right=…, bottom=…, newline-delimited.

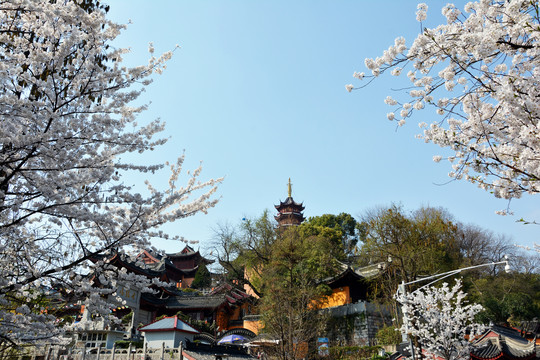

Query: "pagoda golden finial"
left=287, top=178, right=292, bottom=198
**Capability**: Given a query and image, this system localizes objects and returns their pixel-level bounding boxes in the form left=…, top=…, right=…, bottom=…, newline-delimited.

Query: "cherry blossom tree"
left=0, top=0, right=221, bottom=348
left=396, top=279, right=485, bottom=360
left=348, top=0, right=540, bottom=212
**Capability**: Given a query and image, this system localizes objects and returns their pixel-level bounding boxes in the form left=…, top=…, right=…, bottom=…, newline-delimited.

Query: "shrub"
left=375, top=325, right=401, bottom=346
left=114, top=340, right=143, bottom=349
left=328, top=345, right=384, bottom=360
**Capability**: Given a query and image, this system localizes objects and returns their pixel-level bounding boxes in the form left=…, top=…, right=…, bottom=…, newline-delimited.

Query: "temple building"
left=66, top=181, right=402, bottom=351
left=74, top=244, right=257, bottom=348
left=319, top=267, right=368, bottom=308
left=274, top=178, right=305, bottom=227
left=138, top=245, right=214, bottom=288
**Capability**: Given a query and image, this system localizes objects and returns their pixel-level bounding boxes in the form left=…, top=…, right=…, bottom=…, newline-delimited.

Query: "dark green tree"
left=300, top=213, right=361, bottom=260
left=191, top=263, right=212, bottom=289
left=469, top=272, right=540, bottom=325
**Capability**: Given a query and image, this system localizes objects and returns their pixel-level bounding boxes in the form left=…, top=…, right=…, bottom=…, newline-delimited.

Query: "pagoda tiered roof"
left=274, top=196, right=305, bottom=211
left=274, top=179, right=305, bottom=226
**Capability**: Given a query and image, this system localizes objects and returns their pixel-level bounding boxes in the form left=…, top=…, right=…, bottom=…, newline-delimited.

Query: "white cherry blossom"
left=396, top=279, right=485, bottom=360
left=350, top=0, right=540, bottom=205
left=0, top=0, right=222, bottom=347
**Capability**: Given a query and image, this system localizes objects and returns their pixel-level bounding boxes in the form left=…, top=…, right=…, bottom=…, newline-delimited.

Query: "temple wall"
left=136, top=309, right=153, bottom=327
left=325, top=301, right=392, bottom=346
left=320, top=287, right=350, bottom=308
left=243, top=319, right=262, bottom=334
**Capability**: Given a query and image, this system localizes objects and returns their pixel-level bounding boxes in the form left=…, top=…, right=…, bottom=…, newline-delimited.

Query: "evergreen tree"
left=191, top=263, right=212, bottom=289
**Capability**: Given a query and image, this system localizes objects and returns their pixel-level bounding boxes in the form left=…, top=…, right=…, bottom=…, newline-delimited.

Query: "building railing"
left=35, top=340, right=251, bottom=360
left=57, top=343, right=186, bottom=360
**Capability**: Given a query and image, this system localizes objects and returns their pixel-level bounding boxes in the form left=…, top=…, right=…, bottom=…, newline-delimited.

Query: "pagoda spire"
left=275, top=178, right=305, bottom=227
left=287, top=178, right=292, bottom=198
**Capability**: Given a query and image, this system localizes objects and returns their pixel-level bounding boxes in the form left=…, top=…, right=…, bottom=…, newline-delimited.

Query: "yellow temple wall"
left=243, top=319, right=262, bottom=334
left=319, top=286, right=350, bottom=309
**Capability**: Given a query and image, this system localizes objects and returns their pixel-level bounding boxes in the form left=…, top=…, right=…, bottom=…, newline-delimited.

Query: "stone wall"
left=324, top=301, right=392, bottom=346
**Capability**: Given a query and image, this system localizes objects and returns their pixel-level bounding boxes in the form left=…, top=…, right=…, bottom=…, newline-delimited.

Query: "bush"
left=114, top=340, right=143, bottom=349
left=121, top=311, right=133, bottom=326
left=328, top=345, right=384, bottom=360
left=375, top=325, right=401, bottom=346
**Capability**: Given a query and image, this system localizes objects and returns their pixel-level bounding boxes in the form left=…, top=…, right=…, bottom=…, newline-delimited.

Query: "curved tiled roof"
left=472, top=342, right=503, bottom=360
left=471, top=339, right=537, bottom=360
left=472, top=325, right=537, bottom=360
left=165, top=245, right=214, bottom=265
left=322, top=266, right=365, bottom=286
left=166, top=245, right=196, bottom=258
left=140, top=284, right=254, bottom=312
left=208, top=283, right=251, bottom=300
left=274, top=196, right=305, bottom=210
left=108, top=253, right=201, bottom=283
left=165, top=295, right=229, bottom=311
left=108, top=253, right=165, bottom=278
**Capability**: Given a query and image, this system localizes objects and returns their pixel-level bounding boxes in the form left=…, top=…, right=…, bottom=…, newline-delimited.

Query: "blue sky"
left=106, top=1, right=539, bottom=256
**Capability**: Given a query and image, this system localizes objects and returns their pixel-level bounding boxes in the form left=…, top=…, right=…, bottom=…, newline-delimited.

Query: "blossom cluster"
left=396, top=279, right=485, bottom=360
left=349, top=0, right=540, bottom=205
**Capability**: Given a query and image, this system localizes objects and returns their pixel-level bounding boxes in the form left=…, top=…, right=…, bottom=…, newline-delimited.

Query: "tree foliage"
left=213, top=210, right=277, bottom=297
left=375, top=325, right=402, bottom=346
left=349, top=0, right=540, bottom=209
left=214, top=212, right=344, bottom=359
left=469, top=272, right=540, bottom=325
left=259, top=227, right=340, bottom=360
left=358, top=204, right=539, bottom=324
left=191, top=263, right=212, bottom=289
left=455, top=224, right=515, bottom=273
left=0, top=0, right=221, bottom=348
left=300, top=213, right=361, bottom=260
left=358, top=205, right=461, bottom=306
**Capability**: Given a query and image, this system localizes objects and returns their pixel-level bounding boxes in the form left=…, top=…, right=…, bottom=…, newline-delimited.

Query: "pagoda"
left=274, top=178, right=305, bottom=227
